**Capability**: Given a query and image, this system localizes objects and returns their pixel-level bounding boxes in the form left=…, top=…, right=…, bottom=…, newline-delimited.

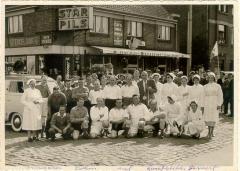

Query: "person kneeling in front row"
left=70, top=98, right=89, bottom=139
left=182, top=101, right=205, bottom=139
left=126, top=94, right=149, bottom=138
left=109, top=99, right=129, bottom=138
left=49, top=105, right=74, bottom=141
left=90, top=97, right=109, bottom=138
left=144, top=100, right=167, bottom=138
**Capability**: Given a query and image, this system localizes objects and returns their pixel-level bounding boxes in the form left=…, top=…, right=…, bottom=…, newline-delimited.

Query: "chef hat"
left=177, top=71, right=183, bottom=75
left=208, top=72, right=216, bottom=79
left=181, top=75, right=188, bottom=81
left=192, top=74, right=201, bottom=80
left=167, top=95, right=177, bottom=102
left=27, top=78, right=36, bottom=85
left=189, top=100, right=198, bottom=106
left=152, top=73, right=161, bottom=78
left=167, top=73, right=176, bottom=79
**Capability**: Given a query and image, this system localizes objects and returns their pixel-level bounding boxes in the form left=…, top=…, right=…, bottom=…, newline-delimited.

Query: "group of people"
left=20, top=68, right=233, bottom=142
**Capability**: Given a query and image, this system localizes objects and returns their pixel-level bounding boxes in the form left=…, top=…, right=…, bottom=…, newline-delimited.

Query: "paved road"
left=5, top=114, right=233, bottom=166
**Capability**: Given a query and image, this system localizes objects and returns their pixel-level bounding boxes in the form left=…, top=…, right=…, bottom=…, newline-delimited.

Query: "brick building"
left=164, top=5, right=234, bottom=72
left=5, top=5, right=190, bottom=79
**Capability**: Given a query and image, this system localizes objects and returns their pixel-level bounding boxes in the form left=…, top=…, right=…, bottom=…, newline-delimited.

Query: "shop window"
left=8, top=81, right=24, bottom=93
left=127, top=21, right=142, bottom=38
left=90, top=16, right=109, bottom=34
left=158, top=25, right=171, bottom=41
left=8, top=15, right=23, bottom=34
left=218, top=5, right=228, bottom=13
left=5, top=56, right=27, bottom=73
left=218, top=25, right=227, bottom=45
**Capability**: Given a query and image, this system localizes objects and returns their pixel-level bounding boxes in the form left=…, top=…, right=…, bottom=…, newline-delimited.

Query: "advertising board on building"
left=114, top=20, right=123, bottom=46
left=41, top=34, right=53, bottom=45
left=9, top=36, right=40, bottom=48
left=58, top=7, right=93, bottom=30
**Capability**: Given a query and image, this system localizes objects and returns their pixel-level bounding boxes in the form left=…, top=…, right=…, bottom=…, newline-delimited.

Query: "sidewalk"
left=178, top=143, right=233, bottom=166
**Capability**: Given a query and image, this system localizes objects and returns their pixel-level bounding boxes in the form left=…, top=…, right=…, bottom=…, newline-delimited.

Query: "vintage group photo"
left=4, top=4, right=234, bottom=166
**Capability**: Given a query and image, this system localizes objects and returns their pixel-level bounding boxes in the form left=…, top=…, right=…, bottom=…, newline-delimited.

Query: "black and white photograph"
left=3, top=2, right=237, bottom=168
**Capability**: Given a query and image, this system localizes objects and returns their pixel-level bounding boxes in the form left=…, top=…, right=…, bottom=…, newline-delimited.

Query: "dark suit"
left=137, top=79, right=157, bottom=106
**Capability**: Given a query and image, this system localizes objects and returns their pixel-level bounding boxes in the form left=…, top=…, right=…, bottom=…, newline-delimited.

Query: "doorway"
left=44, top=55, right=65, bottom=80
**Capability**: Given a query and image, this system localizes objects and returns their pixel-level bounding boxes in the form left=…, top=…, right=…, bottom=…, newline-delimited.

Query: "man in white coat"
left=126, top=94, right=149, bottom=138
left=90, top=97, right=109, bottom=138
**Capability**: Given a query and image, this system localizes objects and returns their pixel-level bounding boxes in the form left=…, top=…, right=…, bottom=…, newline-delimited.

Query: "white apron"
left=21, top=88, right=43, bottom=131
left=183, top=108, right=205, bottom=135
left=203, top=83, right=223, bottom=124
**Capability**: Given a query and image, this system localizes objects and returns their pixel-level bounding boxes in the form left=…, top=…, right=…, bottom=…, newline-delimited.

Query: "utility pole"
left=187, top=5, right=192, bottom=74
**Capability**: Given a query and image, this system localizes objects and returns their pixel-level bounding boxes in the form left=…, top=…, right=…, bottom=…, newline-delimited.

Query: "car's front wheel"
left=10, top=113, right=22, bottom=132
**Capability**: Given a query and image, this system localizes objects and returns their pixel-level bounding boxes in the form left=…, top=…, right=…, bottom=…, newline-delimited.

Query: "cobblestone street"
left=5, top=114, right=233, bottom=166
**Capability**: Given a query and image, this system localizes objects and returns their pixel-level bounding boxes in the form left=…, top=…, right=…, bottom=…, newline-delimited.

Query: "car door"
left=5, top=80, right=25, bottom=116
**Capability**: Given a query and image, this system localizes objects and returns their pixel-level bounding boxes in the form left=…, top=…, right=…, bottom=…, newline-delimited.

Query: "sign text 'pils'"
left=58, top=7, right=93, bottom=30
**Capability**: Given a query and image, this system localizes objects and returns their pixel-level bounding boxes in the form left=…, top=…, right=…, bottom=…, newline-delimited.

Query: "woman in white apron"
left=178, top=76, right=190, bottom=114
left=182, top=101, right=205, bottom=139
left=203, top=72, right=223, bottom=139
left=152, top=73, right=163, bottom=108
left=21, top=79, right=43, bottom=142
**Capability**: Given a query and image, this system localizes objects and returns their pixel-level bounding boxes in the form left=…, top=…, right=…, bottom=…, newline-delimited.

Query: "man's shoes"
left=27, top=138, right=33, bottom=142
left=50, top=138, right=55, bottom=142
left=33, top=137, right=40, bottom=141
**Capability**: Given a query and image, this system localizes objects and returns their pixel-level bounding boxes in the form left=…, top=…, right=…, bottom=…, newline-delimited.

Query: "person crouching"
left=164, top=95, right=184, bottom=137
left=144, top=100, right=167, bottom=138
left=109, top=99, right=129, bottom=138
left=182, top=101, right=205, bottom=139
left=70, top=98, right=89, bottom=139
left=126, top=94, right=149, bottom=138
left=48, top=105, right=74, bottom=141
left=90, top=97, right=109, bottom=138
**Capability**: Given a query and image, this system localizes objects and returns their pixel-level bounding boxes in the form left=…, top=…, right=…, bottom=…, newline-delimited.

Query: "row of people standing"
left=21, top=69, right=224, bottom=142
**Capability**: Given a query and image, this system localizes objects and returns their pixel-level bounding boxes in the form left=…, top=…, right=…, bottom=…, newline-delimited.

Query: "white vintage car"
left=5, top=74, right=58, bottom=131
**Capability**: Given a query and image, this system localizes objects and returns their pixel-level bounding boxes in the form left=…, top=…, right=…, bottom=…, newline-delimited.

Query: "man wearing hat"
left=45, top=86, right=67, bottom=139
left=188, top=74, right=204, bottom=113
left=161, top=73, right=178, bottom=106
left=137, top=71, right=157, bottom=106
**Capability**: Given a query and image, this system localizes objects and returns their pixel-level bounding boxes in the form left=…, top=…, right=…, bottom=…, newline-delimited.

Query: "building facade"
left=5, top=5, right=190, bottom=80
left=164, top=5, right=234, bottom=72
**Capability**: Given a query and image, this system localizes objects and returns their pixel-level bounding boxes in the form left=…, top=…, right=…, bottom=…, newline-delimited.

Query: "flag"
left=210, top=41, right=218, bottom=61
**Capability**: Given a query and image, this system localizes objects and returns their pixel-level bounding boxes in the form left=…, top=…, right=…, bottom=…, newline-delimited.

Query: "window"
left=218, top=5, right=228, bottom=13
left=8, top=15, right=23, bottom=34
left=90, top=16, right=108, bottom=34
left=158, top=25, right=171, bottom=41
left=218, top=24, right=227, bottom=44
left=127, top=21, right=143, bottom=37
left=8, top=81, right=24, bottom=93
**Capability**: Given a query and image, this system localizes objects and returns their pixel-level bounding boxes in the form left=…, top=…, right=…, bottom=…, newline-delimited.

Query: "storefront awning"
left=92, top=46, right=190, bottom=58
left=5, top=45, right=99, bottom=56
